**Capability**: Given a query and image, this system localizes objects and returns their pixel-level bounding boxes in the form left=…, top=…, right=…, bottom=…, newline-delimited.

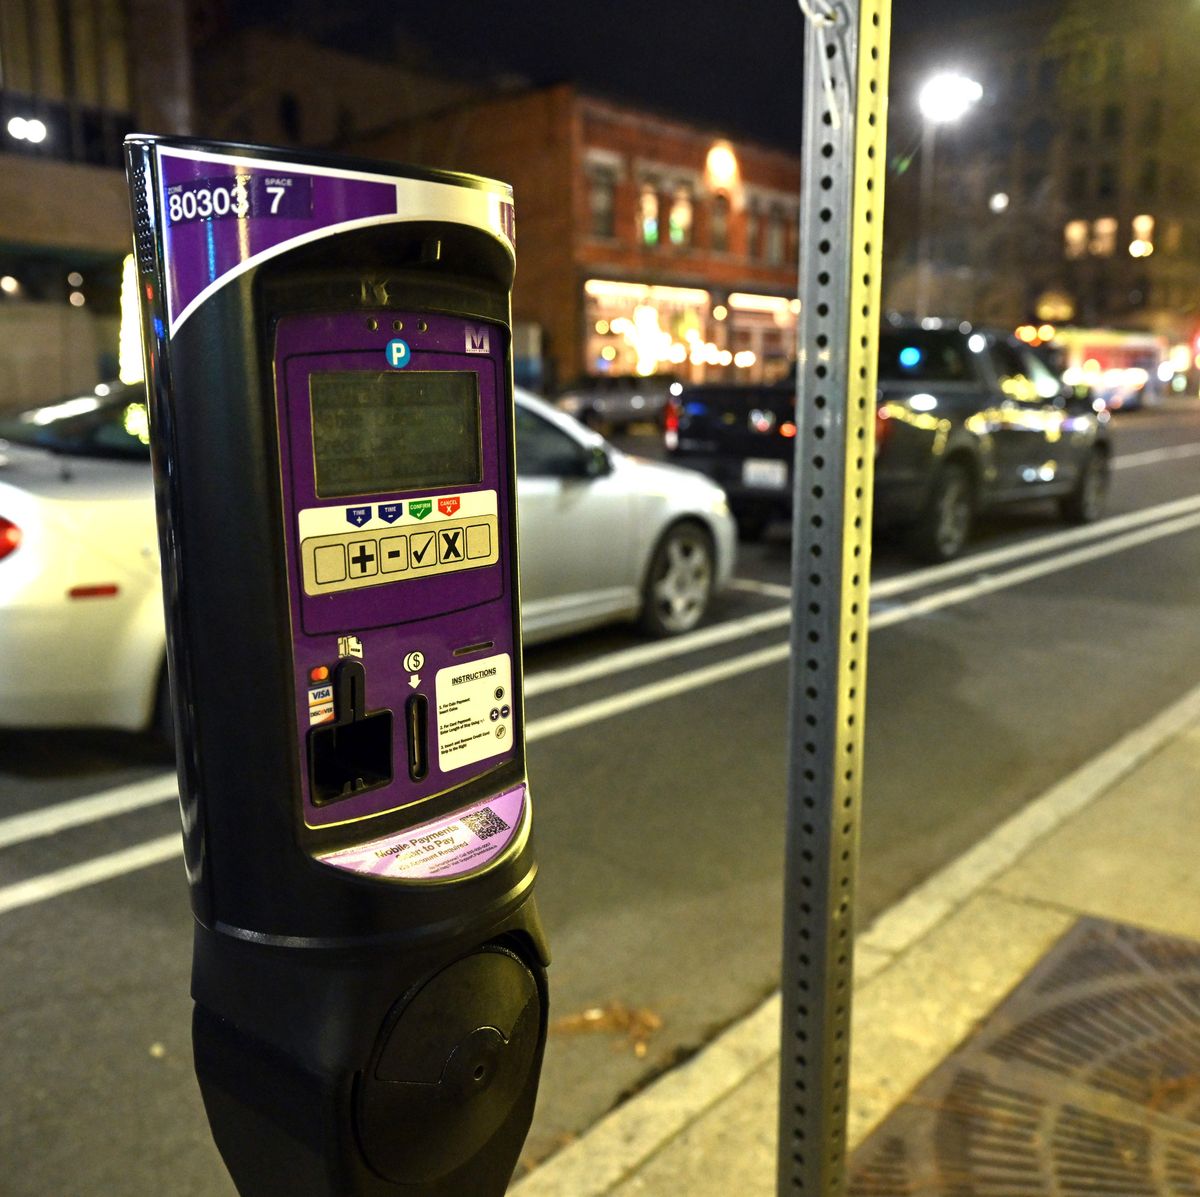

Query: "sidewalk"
left=511, top=680, right=1200, bottom=1195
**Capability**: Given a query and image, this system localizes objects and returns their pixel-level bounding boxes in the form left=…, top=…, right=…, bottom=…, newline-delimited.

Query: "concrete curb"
left=509, top=679, right=1200, bottom=1196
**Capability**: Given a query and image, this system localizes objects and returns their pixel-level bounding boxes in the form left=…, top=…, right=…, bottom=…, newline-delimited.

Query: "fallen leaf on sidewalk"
left=550, top=1000, right=664, bottom=1056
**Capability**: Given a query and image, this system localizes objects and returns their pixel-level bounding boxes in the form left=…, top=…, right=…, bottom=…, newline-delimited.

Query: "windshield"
left=878, top=331, right=974, bottom=384
left=0, top=386, right=151, bottom=461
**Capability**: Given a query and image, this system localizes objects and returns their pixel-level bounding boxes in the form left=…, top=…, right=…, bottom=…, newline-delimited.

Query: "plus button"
left=348, top=540, right=377, bottom=577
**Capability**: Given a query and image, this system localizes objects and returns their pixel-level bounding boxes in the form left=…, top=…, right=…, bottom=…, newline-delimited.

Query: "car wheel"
left=1059, top=447, right=1109, bottom=525
left=910, top=460, right=974, bottom=562
left=639, top=521, right=715, bottom=637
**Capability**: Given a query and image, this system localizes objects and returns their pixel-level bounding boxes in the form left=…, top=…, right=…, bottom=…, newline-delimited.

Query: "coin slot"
left=406, top=694, right=429, bottom=781
left=453, top=641, right=495, bottom=657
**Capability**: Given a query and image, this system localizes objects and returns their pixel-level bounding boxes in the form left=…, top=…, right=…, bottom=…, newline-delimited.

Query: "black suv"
left=666, top=324, right=1113, bottom=560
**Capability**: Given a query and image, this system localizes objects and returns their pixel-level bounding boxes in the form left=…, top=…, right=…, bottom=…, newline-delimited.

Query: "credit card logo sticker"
left=438, top=496, right=461, bottom=517
left=409, top=499, right=433, bottom=520
left=378, top=502, right=403, bottom=523
left=386, top=339, right=410, bottom=368
left=345, top=506, right=371, bottom=527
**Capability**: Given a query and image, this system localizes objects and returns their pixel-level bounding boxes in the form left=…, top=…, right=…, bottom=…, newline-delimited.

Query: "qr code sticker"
left=461, top=807, right=511, bottom=841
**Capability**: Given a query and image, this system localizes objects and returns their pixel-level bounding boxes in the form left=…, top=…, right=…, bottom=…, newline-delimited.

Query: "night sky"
left=233, top=0, right=1010, bottom=152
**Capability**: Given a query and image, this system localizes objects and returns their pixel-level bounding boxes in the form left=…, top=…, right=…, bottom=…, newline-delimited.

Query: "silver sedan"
left=515, top=389, right=736, bottom=644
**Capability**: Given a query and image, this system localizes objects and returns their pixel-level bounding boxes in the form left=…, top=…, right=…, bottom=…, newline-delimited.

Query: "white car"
left=0, top=384, right=735, bottom=737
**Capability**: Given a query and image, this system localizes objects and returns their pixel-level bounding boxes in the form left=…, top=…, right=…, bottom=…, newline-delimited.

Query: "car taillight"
left=663, top=397, right=680, bottom=450
left=0, top=517, right=20, bottom=561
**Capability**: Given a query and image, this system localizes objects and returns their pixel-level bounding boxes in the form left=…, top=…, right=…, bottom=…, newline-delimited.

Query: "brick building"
left=350, top=84, right=803, bottom=390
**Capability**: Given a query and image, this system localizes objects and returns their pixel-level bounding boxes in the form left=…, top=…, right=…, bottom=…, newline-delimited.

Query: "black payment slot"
left=126, top=135, right=546, bottom=1197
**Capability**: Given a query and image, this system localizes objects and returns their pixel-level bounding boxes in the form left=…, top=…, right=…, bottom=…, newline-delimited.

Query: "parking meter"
left=124, top=136, right=547, bottom=1197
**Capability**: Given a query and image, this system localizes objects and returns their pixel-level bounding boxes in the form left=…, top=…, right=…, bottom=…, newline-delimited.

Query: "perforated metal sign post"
left=778, top=1, right=891, bottom=1193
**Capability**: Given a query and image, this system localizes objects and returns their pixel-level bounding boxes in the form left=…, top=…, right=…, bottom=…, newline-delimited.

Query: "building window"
left=1090, top=216, right=1118, bottom=257
left=711, top=193, right=730, bottom=252
left=1100, top=104, right=1123, bottom=139
left=668, top=186, right=693, bottom=247
left=0, top=0, right=133, bottom=166
left=639, top=183, right=660, bottom=247
left=1063, top=220, right=1089, bottom=259
left=1138, top=159, right=1159, bottom=199
left=1096, top=163, right=1117, bottom=201
left=279, top=93, right=302, bottom=142
left=765, top=204, right=786, bottom=265
left=1067, top=165, right=1088, bottom=205
left=1142, top=99, right=1163, bottom=141
left=588, top=166, right=617, bottom=239
left=746, top=201, right=761, bottom=259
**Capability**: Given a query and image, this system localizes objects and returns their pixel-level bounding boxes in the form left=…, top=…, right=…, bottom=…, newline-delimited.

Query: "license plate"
left=743, top=458, right=788, bottom=489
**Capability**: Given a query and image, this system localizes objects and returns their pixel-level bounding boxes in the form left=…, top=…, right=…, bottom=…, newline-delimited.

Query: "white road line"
left=871, top=491, right=1200, bottom=600
left=0, top=834, right=181, bottom=916
left=5, top=492, right=1200, bottom=909
left=0, top=773, right=178, bottom=851
left=531, top=493, right=1200, bottom=699
left=1112, top=442, right=1200, bottom=471
left=870, top=509, right=1200, bottom=630
left=526, top=606, right=791, bottom=698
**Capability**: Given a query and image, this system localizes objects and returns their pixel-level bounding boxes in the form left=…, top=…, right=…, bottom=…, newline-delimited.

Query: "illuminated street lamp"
left=915, top=72, right=982, bottom=320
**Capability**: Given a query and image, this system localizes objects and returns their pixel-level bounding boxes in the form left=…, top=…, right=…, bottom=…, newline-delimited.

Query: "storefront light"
left=119, top=254, right=145, bottom=385
left=728, top=292, right=794, bottom=315
left=584, top=278, right=710, bottom=307
left=0, top=275, right=18, bottom=294
left=7, top=115, right=48, bottom=143
left=705, top=142, right=739, bottom=191
left=713, top=304, right=728, bottom=321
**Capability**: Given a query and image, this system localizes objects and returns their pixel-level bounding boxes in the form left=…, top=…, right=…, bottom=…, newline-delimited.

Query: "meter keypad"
left=301, top=516, right=499, bottom=595
left=298, top=491, right=501, bottom=597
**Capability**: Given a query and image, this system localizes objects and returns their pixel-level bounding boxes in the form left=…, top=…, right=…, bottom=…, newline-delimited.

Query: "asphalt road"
left=2, top=400, right=1199, bottom=1192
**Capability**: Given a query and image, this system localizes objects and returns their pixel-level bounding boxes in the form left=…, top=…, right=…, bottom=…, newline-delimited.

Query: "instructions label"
left=436, top=653, right=513, bottom=771
left=318, top=785, right=526, bottom=880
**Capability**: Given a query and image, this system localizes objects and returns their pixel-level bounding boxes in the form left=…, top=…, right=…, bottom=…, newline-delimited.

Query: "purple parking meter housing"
left=125, top=136, right=547, bottom=1197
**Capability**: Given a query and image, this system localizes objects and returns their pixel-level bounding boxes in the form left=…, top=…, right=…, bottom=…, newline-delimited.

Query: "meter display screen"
left=310, top=371, right=481, bottom=497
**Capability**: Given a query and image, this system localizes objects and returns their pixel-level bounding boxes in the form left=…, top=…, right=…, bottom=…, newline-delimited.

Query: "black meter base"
left=193, top=924, right=548, bottom=1197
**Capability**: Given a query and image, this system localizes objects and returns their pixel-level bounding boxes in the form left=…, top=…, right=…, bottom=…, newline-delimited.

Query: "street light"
left=914, top=72, right=982, bottom=320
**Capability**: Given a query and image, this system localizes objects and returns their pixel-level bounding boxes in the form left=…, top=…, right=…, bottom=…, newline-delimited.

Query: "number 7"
left=266, top=186, right=286, bottom=214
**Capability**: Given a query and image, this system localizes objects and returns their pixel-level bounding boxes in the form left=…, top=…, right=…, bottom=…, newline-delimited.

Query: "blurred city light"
left=6, top=115, right=47, bottom=143
left=917, top=73, right=983, bottom=123
left=0, top=275, right=18, bottom=294
left=704, top=142, right=739, bottom=191
left=988, top=192, right=1009, bottom=213
left=119, top=254, right=145, bottom=385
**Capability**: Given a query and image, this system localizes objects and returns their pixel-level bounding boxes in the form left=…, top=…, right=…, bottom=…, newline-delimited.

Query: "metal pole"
left=915, top=121, right=936, bottom=320
left=777, top=0, right=890, bottom=1192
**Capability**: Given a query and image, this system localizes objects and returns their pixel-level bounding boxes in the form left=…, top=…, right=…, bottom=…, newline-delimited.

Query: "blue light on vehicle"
left=684, top=401, right=708, bottom=416
left=899, top=346, right=923, bottom=369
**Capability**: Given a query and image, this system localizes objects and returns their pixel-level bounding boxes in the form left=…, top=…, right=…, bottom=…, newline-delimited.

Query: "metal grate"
left=849, top=919, right=1200, bottom=1195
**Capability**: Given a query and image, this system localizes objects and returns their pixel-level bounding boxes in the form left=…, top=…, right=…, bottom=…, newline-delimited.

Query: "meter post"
left=125, top=136, right=547, bottom=1197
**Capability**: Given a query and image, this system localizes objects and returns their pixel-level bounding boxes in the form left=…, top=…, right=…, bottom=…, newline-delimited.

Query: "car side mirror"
left=584, top=445, right=611, bottom=478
